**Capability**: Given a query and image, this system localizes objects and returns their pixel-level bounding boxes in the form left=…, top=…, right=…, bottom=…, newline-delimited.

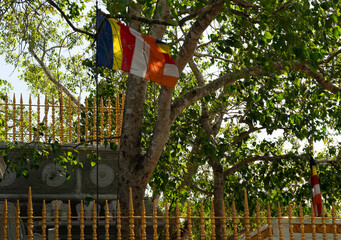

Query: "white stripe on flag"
left=130, top=28, right=150, bottom=78
left=164, top=63, right=179, bottom=77
left=312, top=184, right=321, bottom=195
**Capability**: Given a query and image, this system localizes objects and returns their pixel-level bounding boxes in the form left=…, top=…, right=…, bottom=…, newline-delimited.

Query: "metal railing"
left=1, top=188, right=341, bottom=239
left=0, top=91, right=124, bottom=146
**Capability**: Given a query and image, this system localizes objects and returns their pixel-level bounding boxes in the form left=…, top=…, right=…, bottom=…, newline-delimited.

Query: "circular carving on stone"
left=90, top=164, right=114, bottom=187
left=0, top=170, right=16, bottom=186
left=42, top=163, right=66, bottom=187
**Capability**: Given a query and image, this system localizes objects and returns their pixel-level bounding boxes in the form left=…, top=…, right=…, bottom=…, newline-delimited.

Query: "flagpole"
left=95, top=0, right=99, bottom=217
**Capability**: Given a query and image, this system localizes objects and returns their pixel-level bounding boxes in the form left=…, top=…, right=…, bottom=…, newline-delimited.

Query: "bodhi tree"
left=2, top=0, right=341, bottom=238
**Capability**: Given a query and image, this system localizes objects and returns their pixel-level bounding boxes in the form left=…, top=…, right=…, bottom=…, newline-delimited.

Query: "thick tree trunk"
left=211, top=157, right=225, bottom=240
left=118, top=74, right=148, bottom=239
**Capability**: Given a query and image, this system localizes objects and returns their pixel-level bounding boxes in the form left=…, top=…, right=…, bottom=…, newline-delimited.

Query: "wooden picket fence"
left=1, top=188, right=341, bottom=240
left=0, top=92, right=124, bottom=145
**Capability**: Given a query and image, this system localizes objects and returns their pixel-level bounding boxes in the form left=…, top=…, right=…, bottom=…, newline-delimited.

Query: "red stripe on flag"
left=117, top=22, right=135, bottom=72
left=311, top=175, right=319, bottom=186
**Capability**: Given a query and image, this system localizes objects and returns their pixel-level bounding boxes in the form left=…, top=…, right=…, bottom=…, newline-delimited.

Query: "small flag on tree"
left=96, top=12, right=179, bottom=88
left=310, top=156, right=322, bottom=216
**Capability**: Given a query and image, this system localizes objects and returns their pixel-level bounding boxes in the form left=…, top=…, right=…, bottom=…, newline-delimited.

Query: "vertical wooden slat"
left=115, top=91, right=120, bottom=145
left=20, top=94, right=24, bottom=142
left=52, top=97, right=56, bottom=142
left=67, top=200, right=72, bottom=240
left=322, top=205, right=327, bottom=240
left=85, top=98, right=89, bottom=141
left=54, top=200, right=59, bottom=240
left=42, top=200, right=46, bottom=240
left=117, top=200, right=122, bottom=240
left=108, top=99, right=112, bottom=142
left=100, top=98, right=104, bottom=144
left=93, top=97, right=97, bottom=142
left=211, top=201, right=216, bottom=240
left=77, top=97, right=81, bottom=144
left=232, top=201, right=239, bottom=240
left=60, top=92, right=64, bottom=145
left=222, top=201, right=227, bottom=240
left=200, top=202, right=205, bottom=240
left=278, top=202, right=283, bottom=240
left=4, top=94, right=8, bottom=141
left=267, top=202, right=273, bottom=240
left=129, top=188, right=135, bottom=240
left=3, top=199, right=8, bottom=240
left=36, top=95, right=40, bottom=141
left=80, top=200, right=85, bottom=240
left=68, top=96, right=72, bottom=144
left=16, top=200, right=21, bottom=240
left=153, top=200, right=158, bottom=240
left=299, top=202, right=305, bottom=240
left=27, top=187, right=34, bottom=240
left=288, top=203, right=294, bottom=240
left=105, top=201, right=110, bottom=240
left=176, top=202, right=181, bottom=240
left=187, top=201, right=193, bottom=240
left=256, top=202, right=262, bottom=240
left=29, top=95, right=32, bottom=142
left=244, top=189, right=251, bottom=240
left=164, top=201, right=170, bottom=240
left=44, top=95, right=48, bottom=143
left=141, top=199, right=146, bottom=240
left=92, top=200, right=97, bottom=240
left=12, top=94, right=16, bottom=142
left=332, top=203, right=337, bottom=240
left=311, top=203, right=316, bottom=240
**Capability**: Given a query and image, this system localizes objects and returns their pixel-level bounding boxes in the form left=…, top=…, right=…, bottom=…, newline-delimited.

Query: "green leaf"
left=264, top=32, right=273, bottom=40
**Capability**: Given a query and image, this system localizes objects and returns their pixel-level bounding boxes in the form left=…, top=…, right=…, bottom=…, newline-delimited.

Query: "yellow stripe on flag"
left=108, top=18, right=123, bottom=70
left=312, top=165, right=317, bottom=176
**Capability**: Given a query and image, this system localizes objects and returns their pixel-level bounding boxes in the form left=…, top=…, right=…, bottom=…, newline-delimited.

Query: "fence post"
left=200, top=202, right=205, bottom=240
left=244, top=189, right=251, bottom=240
left=256, top=202, right=262, bottom=240
left=27, top=187, right=34, bottom=240
left=67, top=200, right=72, bottom=240
left=322, top=205, right=327, bottom=240
left=176, top=201, right=181, bottom=240
left=12, top=94, right=16, bottom=142
left=278, top=202, right=283, bottom=240
left=80, top=200, right=85, bottom=240
left=129, top=188, right=135, bottom=240
left=288, top=202, right=294, bottom=240
left=187, top=201, right=192, bottom=240
left=311, top=203, right=316, bottom=240
left=232, top=201, right=238, bottom=240
left=42, top=200, right=47, bottom=240
left=141, top=199, right=147, bottom=240
left=20, top=94, right=24, bottom=142
left=222, top=201, right=227, bottom=240
left=164, top=201, right=170, bottom=240
left=92, top=200, right=97, bottom=240
left=117, top=200, right=122, bottom=240
left=16, top=200, right=21, bottom=240
left=299, top=202, right=305, bottom=240
left=332, top=202, right=337, bottom=240
left=3, top=199, right=8, bottom=240
left=267, top=202, right=273, bottom=240
left=105, top=200, right=110, bottom=240
left=54, top=200, right=59, bottom=240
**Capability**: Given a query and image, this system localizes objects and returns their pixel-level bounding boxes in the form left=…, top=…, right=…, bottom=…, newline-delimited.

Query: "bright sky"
left=0, top=55, right=31, bottom=101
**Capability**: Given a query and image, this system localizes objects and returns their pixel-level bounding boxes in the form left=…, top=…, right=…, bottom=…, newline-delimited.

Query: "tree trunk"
left=211, top=157, right=225, bottom=240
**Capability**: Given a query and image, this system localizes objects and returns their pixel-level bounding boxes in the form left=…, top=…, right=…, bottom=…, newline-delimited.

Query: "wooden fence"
left=1, top=188, right=341, bottom=240
left=0, top=92, right=124, bottom=145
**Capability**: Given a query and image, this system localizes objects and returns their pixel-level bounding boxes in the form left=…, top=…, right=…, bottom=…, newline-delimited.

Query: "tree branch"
left=29, top=49, right=83, bottom=107
left=47, top=0, right=95, bottom=38
left=224, top=154, right=304, bottom=177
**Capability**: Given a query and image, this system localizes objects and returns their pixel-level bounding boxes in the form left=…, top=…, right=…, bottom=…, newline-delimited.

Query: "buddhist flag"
left=96, top=12, right=179, bottom=88
left=310, top=156, right=322, bottom=216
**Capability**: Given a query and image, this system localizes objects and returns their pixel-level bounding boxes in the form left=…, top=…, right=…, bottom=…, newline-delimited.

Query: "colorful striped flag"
left=310, top=156, right=322, bottom=216
left=96, top=12, right=179, bottom=88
